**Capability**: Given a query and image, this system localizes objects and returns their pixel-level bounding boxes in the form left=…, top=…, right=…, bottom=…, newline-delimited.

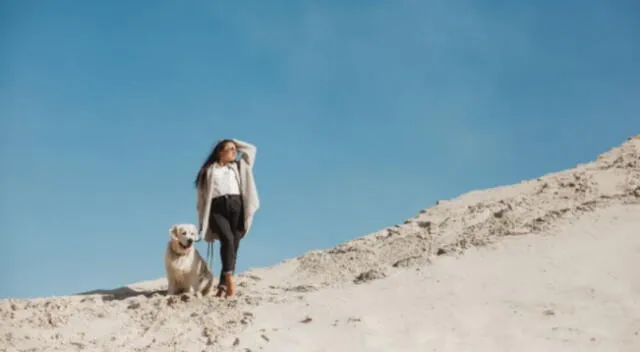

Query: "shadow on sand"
left=77, top=286, right=167, bottom=301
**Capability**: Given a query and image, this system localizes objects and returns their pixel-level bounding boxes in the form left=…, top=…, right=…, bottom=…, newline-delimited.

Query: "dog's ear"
left=169, top=225, right=179, bottom=240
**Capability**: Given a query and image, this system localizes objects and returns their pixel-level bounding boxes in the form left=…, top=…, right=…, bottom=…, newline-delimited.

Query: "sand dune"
left=1, top=135, right=638, bottom=352
left=237, top=203, right=640, bottom=352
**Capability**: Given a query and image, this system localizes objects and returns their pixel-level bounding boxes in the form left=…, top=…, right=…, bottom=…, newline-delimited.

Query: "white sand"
left=1, top=135, right=639, bottom=352
left=236, top=204, right=640, bottom=352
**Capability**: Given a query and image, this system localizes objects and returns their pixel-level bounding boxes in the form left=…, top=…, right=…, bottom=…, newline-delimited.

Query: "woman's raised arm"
left=233, top=139, right=257, bottom=166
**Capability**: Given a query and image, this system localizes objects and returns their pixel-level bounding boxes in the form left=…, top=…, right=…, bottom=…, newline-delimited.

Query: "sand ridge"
left=1, top=134, right=638, bottom=352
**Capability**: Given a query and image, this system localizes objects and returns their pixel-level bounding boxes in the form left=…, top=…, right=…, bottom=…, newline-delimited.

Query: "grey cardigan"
left=196, top=139, right=260, bottom=242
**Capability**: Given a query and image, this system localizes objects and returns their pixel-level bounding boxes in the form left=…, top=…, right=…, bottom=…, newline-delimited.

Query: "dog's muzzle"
left=180, top=239, right=194, bottom=249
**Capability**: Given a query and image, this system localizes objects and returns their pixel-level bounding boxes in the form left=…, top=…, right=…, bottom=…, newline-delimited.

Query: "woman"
left=195, top=138, right=260, bottom=298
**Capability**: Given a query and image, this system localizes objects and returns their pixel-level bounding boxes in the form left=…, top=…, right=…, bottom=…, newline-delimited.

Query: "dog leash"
left=198, top=232, right=215, bottom=273
left=206, top=241, right=214, bottom=272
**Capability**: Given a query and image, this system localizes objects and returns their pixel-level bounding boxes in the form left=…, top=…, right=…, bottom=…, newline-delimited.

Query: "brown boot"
left=215, top=276, right=227, bottom=298
left=224, top=272, right=235, bottom=297
left=215, top=285, right=225, bottom=298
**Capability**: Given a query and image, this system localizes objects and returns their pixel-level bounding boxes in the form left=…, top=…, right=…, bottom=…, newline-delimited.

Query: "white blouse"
left=208, top=162, right=241, bottom=198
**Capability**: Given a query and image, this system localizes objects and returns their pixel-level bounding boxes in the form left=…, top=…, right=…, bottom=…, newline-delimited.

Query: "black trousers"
left=208, top=194, right=244, bottom=281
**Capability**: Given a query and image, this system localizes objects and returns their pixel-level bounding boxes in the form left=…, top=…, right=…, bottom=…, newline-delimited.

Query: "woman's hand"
left=233, top=139, right=257, bottom=166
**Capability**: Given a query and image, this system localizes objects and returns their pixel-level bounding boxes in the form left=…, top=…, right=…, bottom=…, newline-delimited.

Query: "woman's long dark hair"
left=194, top=139, right=234, bottom=188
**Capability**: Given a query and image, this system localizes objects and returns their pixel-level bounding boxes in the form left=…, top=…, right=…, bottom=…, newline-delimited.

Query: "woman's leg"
left=227, top=195, right=244, bottom=273
left=208, top=195, right=243, bottom=296
left=209, top=211, right=236, bottom=276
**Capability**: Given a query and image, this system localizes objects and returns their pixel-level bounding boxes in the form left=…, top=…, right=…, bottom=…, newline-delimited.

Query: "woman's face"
left=219, top=142, right=237, bottom=163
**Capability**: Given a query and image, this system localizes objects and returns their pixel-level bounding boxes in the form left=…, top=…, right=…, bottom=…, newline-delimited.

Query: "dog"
left=164, top=223, right=214, bottom=297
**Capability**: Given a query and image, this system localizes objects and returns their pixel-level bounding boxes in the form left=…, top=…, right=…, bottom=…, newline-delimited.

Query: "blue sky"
left=1, top=0, right=638, bottom=299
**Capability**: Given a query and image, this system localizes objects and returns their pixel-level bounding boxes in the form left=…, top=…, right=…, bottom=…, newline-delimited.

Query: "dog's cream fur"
left=164, top=223, right=214, bottom=297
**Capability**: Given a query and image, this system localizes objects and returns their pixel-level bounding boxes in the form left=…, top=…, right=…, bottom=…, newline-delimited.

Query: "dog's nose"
left=186, top=239, right=193, bottom=245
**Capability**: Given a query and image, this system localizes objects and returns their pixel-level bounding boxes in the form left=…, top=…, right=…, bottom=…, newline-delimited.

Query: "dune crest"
left=1, top=135, right=638, bottom=352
